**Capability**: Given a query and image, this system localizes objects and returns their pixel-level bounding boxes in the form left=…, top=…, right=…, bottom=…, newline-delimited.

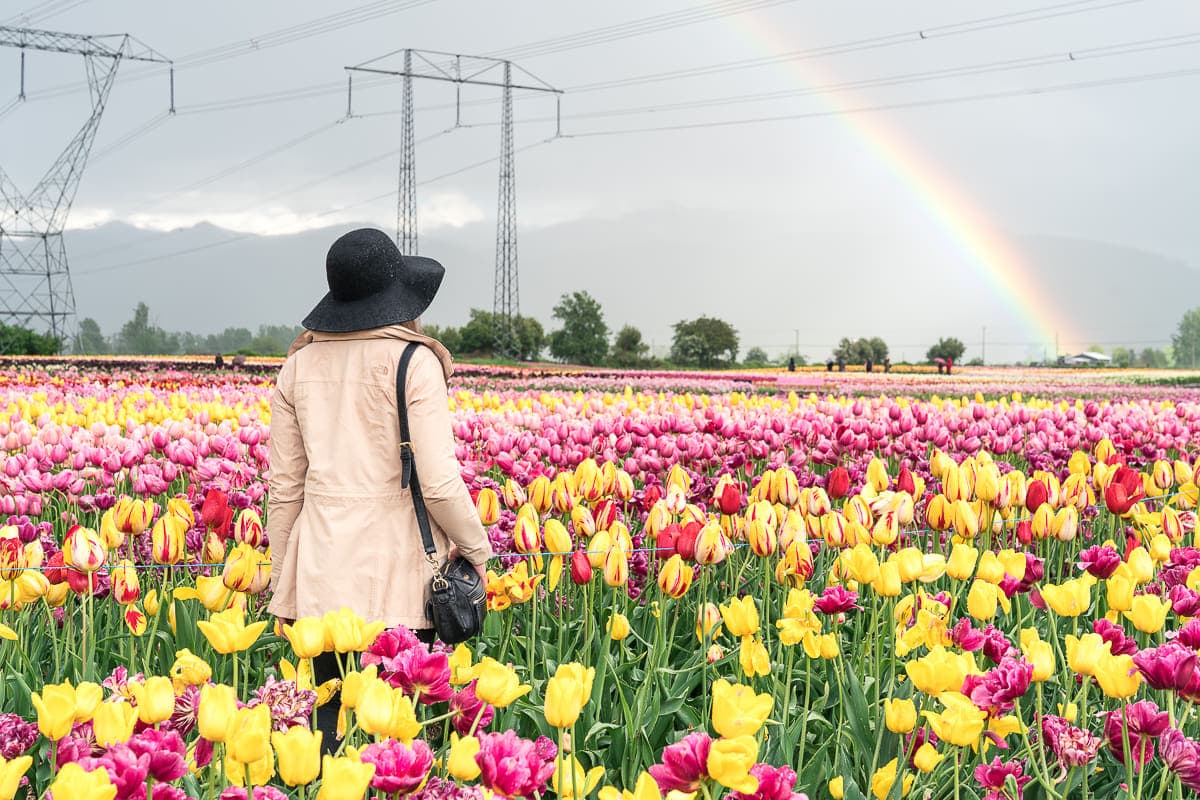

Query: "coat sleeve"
left=406, top=347, right=494, bottom=566
left=267, top=357, right=308, bottom=596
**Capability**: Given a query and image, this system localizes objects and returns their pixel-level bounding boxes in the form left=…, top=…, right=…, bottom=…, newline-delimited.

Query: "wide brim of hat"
left=301, top=255, right=445, bottom=333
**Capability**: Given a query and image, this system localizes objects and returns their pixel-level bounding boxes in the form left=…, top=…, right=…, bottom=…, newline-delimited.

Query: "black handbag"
left=396, top=342, right=487, bottom=644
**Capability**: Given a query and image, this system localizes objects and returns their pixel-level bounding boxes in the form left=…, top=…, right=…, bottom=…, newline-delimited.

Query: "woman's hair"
left=400, top=318, right=423, bottom=334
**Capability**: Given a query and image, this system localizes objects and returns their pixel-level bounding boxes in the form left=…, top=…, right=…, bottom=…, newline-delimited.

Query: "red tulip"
left=675, top=521, right=701, bottom=562
left=897, top=466, right=916, bottom=496
left=200, top=489, right=232, bottom=537
left=641, top=485, right=663, bottom=513
left=655, top=524, right=680, bottom=560
left=1104, top=466, right=1144, bottom=515
left=713, top=481, right=741, bottom=515
left=1024, top=481, right=1049, bottom=513
left=827, top=467, right=851, bottom=500
left=570, top=550, right=593, bottom=585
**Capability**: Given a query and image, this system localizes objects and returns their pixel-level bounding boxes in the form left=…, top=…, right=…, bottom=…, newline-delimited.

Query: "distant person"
left=946, top=357, right=953, bottom=375
left=787, top=357, right=796, bottom=372
left=884, top=358, right=891, bottom=374
left=215, top=354, right=225, bottom=369
left=232, top=354, right=247, bottom=372
left=865, top=357, right=873, bottom=373
left=837, top=356, right=845, bottom=372
left=826, top=358, right=834, bottom=372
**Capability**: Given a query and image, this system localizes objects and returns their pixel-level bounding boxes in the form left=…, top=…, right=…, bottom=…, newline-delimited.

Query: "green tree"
left=549, top=291, right=609, bottom=365
left=1110, top=347, right=1134, bottom=368
left=115, top=303, right=178, bottom=355
left=609, top=325, right=650, bottom=368
left=926, top=337, right=966, bottom=364
left=743, top=347, right=770, bottom=366
left=670, top=316, right=739, bottom=368
left=835, top=336, right=890, bottom=365
left=0, top=323, right=61, bottom=355
left=454, top=310, right=543, bottom=360
left=1173, top=307, right=1200, bottom=369
left=72, top=318, right=107, bottom=354
left=1138, top=347, right=1170, bottom=368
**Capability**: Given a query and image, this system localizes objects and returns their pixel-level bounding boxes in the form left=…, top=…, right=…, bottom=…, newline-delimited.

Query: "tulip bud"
left=695, top=602, right=723, bottom=644
left=607, top=612, right=630, bottom=641
left=614, top=470, right=635, bottom=502
left=713, top=476, right=742, bottom=516
left=64, top=525, right=105, bottom=573
left=99, top=509, right=123, bottom=550
left=866, top=458, right=889, bottom=493
left=569, top=550, right=592, bottom=585
left=826, top=467, right=851, bottom=500
left=570, top=505, right=596, bottom=537
left=657, top=554, right=694, bottom=599
left=151, top=514, right=187, bottom=565
left=695, top=521, right=730, bottom=565
left=110, top=560, right=140, bottom=604
left=775, top=469, right=801, bottom=507
left=884, top=698, right=916, bottom=734
left=1154, top=460, right=1174, bottom=491
left=232, top=508, right=264, bottom=547
left=513, top=516, right=540, bottom=555
left=602, top=545, right=628, bottom=587
left=527, top=476, right=552, bottom=514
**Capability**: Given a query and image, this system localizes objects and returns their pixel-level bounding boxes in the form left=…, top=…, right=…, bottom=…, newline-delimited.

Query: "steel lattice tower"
left=0, top=27, right=170, bottom=347
left=345, top=50, right=559, bottom=357
left=396, top=49, right=417, bottom=255
left=492, top=62, right=518, bottom=356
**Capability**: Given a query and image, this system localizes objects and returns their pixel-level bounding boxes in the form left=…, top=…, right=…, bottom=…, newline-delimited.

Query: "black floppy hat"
left=302, top=228, right=445, bottom=332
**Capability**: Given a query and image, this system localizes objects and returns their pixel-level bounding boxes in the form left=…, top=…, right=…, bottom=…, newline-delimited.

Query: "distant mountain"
left=63, top=213, right=1198, bottom=364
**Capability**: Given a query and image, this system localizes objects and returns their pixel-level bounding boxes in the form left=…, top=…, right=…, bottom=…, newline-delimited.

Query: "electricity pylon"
left=345, top=50, right=560, bottom=356
left=0, top=27, right=172, bottom=347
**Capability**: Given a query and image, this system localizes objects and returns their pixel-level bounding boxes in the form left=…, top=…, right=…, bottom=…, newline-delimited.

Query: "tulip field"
left=0, top=361, right=1199, bottom=800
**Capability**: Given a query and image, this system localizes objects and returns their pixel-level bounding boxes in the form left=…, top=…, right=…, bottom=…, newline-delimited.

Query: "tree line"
left=0, top=299, right=1195, bottom=370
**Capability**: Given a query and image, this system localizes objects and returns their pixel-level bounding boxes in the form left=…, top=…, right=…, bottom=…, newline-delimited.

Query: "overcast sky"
left=2, top=0, right=1198, bottom=361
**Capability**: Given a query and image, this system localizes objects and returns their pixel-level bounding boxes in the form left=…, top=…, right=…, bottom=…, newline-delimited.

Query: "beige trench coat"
left=266, top=324, right=493, bottom=629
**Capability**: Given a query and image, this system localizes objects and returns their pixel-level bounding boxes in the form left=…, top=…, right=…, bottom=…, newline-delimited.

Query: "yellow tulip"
left=1095, top=652, right=1142, bottom=699
left=226, top=703, right=272, bottom=765
left=169, top=648, right=212, bottom=692
left=891, top=548, right=924, bottom=583
left=947, top=542, right=978, bottom=580
left=544, top=662, right=595, bottom=729
left=871, top=758, right=915, bottom=800
left=841, top=544, right=879, bottom=584
left=905, top=647, right=975, bottom=695
left=225, top=748, right=275, bottom=787
left=272, top=727, right=322, bottom=786
left=92, top=700, right=138, bottom=748
left=706, top=735, right=758, bottom=794
left=221, top=543, right=270, bottom=594
left=884, top=698, right=916, bottom=734
left=552, top=754, right=606, bottom=800
left=1040, top=578, right=1091, bottom=617
left=922, top=694, right=986, bottom=746
left=197, top=607, right=269, bottom=654
left=72, top=682, right=103, bottom=723
left=913, top=743, right=943, bottom=773
left=975, top=552, right=1005, bottom=584
left=711, top=678, right=773, bottom=739
left=719, top=595, right=760, bottom=638
left=0, top=755, right=31, bottom=800
left=316, top=750, right=377, bottom=800
left=473, top=657, right=531, bottom=707
left=1127, top=546, right=1155, bottom=584
left=1065, top=633, right=1110, bottom=677
left=829, top=777, right=845, bottom=800
left=198, top=683, right=238, bottom=743
left=127, top=676, right=174, bottom=725
left=967, top=580, right=1003, bottom=621
left=695, top=521, right=730, bottom=565
left=321, top=608, right=386, bottom=653
left=283, top=618, right=327, bottom=659
left=338, top=665, right=377, bottom=710
left=866, top=458, right=889, bottom=492
left=448, top=644, right=477, bottom=685
left=952, top=500, right=979, bottom=539
left=872, top=562, right=902, bottom=598
left=1019, top=629, right=1055, bottom=682
left=30, top=681, right=76, bottom=740
left=447, top=733, right=481, bottom=780
left=475, top=488, right=500, bottom=526
left=150, top=513, right=187, bottom=565
left=46, top=762, right=117, bottom=800
left=607, top=612, right=631, bottom=641
left=1107, top=573, right=1134, bottom=612
left=1124, top=593, right=1171, bottom=634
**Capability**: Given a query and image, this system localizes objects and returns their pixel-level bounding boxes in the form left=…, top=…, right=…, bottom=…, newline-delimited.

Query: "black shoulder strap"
left=397, top=342, right=437, bottom=557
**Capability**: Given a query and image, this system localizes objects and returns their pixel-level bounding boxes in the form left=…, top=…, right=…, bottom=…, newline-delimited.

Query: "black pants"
left=313, top=628, right=435, bottom=754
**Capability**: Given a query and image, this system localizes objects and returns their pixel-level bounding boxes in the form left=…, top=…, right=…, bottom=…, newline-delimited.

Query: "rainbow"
left=729, top=15, right=1081, bottom=357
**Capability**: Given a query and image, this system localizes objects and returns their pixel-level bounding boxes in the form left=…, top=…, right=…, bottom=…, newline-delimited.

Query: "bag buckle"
left=427, top=552, right=449, bottom=591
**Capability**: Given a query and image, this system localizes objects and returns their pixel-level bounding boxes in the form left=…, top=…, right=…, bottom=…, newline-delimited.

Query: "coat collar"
left=287, top=325, right=455, bottom=380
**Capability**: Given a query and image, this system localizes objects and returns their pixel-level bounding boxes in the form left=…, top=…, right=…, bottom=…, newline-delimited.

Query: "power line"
left=20, top=0, right=438, bottom=103
left=558, top=64, right=1200, bottom=138
left=563, top=0, right=1145, bottom=93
